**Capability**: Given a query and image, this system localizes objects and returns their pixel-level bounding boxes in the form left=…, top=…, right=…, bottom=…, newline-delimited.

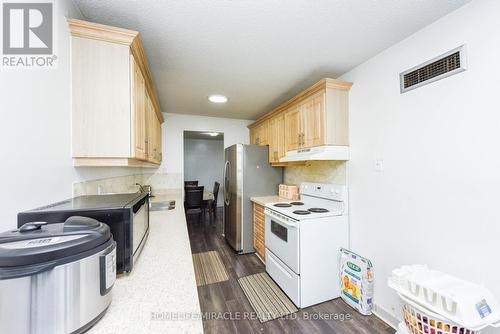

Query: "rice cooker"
left=0, top=216, right=116, bottom=334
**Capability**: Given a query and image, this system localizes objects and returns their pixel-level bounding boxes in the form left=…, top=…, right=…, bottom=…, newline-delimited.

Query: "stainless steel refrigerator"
left=223, top=144, right=283, bottom=254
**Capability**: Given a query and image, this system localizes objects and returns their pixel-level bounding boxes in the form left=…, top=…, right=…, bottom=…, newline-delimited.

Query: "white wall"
left=160, top=113, right=252, bottom=179
left=340, top=0, right=500, bottom=329
left=0, top=0, right=143, bottom=232
left=184, top=138, right=224, bottom=205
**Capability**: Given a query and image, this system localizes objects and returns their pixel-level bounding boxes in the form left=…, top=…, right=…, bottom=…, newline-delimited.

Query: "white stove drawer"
left=265, top=248, right=300, bottom=308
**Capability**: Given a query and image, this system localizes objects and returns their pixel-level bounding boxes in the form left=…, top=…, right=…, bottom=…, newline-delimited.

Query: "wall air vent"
left=400, top=45, right=467, bottom=93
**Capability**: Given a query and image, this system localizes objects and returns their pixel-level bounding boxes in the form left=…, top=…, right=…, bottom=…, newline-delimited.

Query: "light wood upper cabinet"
left=145, top=93, right=155, bottom=161
left=286, top=91, right=326, bottom=150
left=69, top=19, right=164, bottom=167
left=71, top=34, right=131, bottom=159
left=249, top=78, right=352, bottom=164
left=250, top=121, right=269, bottom=145
left=249, top=127, right=256, bottom=145
left=268, top=114, right=285, bottom=163
left=259, top=122, right=269, bottom=145
left=146, top=93, right=162, bottom=164
left=302, top=92, right=325, bottom=148
left=131, top=56, right=147, bottom=160
left=284, top=105, right=302, bottom=151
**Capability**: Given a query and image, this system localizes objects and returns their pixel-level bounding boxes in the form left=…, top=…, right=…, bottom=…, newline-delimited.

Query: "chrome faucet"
left=136, top=183, right=153, bottom=197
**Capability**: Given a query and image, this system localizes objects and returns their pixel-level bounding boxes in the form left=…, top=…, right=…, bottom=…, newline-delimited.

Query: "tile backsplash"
left=142, top=172, right=183, bottom=192
left=284, top=161, right=346, bottom=186
left=73, top=162, right=345, bottom=197
left=73, top=172, right=183, bottom=197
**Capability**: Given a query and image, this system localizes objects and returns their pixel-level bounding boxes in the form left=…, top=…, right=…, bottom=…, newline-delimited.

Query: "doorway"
left=183, top=131, right=224, bottom=207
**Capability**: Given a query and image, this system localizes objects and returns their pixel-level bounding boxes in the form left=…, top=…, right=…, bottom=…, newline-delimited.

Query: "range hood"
left=279, top=145, right=349, bottom=162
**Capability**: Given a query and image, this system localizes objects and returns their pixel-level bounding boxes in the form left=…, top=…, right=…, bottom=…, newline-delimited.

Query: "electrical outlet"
left=374, top=159, right=384, bottom=172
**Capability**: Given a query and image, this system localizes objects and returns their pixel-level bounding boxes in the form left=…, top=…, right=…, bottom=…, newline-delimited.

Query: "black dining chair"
left=203, top=182, right=220, bottom=220
left=211, top=182, right=220, bottom=218
left=184, top=180, right=199, bottom=187
left=184, top=186, right=204, bottom=223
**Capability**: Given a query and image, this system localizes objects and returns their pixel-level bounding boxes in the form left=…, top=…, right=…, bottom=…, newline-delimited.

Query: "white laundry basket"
left=401, top=295, right=480, bottom=334
left=389, top=265, right=500, bottom=334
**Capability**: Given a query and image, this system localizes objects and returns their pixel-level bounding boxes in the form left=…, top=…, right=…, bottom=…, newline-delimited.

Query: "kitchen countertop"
left=250, top=195, right=291, bottom=206
left=88, top=190, right=203, bottom=334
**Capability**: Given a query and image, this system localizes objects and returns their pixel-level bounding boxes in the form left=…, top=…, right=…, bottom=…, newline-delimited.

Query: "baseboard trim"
left=255, top=253, right=265, bottom=264
left=373, top=303, right=399, bottom=330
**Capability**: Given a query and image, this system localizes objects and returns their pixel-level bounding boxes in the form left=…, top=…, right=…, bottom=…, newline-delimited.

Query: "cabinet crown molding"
left=248, top=78, right=352, bottom=129
left=67, top=18, right=164, bottom=123
left=67, top=18, right=138, bottom=45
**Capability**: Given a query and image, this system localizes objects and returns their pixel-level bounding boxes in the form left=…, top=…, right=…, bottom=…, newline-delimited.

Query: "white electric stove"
left=264, top=182, right=349, bottom=308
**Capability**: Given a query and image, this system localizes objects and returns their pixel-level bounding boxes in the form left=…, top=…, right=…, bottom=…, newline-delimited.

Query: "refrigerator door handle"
left=224, top=160, right=231, bottom=206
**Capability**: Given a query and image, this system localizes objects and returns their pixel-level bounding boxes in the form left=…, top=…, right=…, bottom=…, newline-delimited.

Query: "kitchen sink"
left=150, top=200, right=176, bottom=211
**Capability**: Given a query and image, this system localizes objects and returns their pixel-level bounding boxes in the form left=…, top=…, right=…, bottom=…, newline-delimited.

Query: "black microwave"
left=17, top=192, right=149, bottom=273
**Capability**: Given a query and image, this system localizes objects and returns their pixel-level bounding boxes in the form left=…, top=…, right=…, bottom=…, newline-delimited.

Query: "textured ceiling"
left=73, top=0, right=470, bottom=120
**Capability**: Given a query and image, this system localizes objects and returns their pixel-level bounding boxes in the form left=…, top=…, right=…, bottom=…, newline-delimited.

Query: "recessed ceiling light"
left=208, top=94, right=228, bottom=103
left=203, top=132, right=219, bottom=137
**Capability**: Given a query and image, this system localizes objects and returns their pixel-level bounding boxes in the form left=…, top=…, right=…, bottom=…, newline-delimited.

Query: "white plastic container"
left=389, top=265, right=500, bottom=332
left=339, top=248, right=374, bottom=315
left=397, top=322, right=410, bottom=334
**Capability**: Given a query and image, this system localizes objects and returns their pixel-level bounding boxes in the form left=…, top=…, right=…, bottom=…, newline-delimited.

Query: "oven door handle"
left=269, top=216, right=297, bottom=229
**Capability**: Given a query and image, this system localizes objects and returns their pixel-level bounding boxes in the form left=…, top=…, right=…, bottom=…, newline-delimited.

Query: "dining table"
left=203, top=190, right=214, bottom=201
left=185, top=185, right=214, bottom=201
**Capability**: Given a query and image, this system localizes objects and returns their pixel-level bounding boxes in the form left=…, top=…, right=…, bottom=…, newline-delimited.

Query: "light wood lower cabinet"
left=69, top=19, right=164, bottom=167
left=253, top=203, right=266, bottom=262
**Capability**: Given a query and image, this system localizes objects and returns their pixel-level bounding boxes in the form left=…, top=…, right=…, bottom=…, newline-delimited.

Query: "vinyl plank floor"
left=186, top=208, right=396, bottom=334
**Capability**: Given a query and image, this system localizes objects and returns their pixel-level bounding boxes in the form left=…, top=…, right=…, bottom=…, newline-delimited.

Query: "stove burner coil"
left=274, top=203, right=292, bottom=208
left=293, top=210, right=311, bottom=215
left=308, top=208, right=330, bottom=213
